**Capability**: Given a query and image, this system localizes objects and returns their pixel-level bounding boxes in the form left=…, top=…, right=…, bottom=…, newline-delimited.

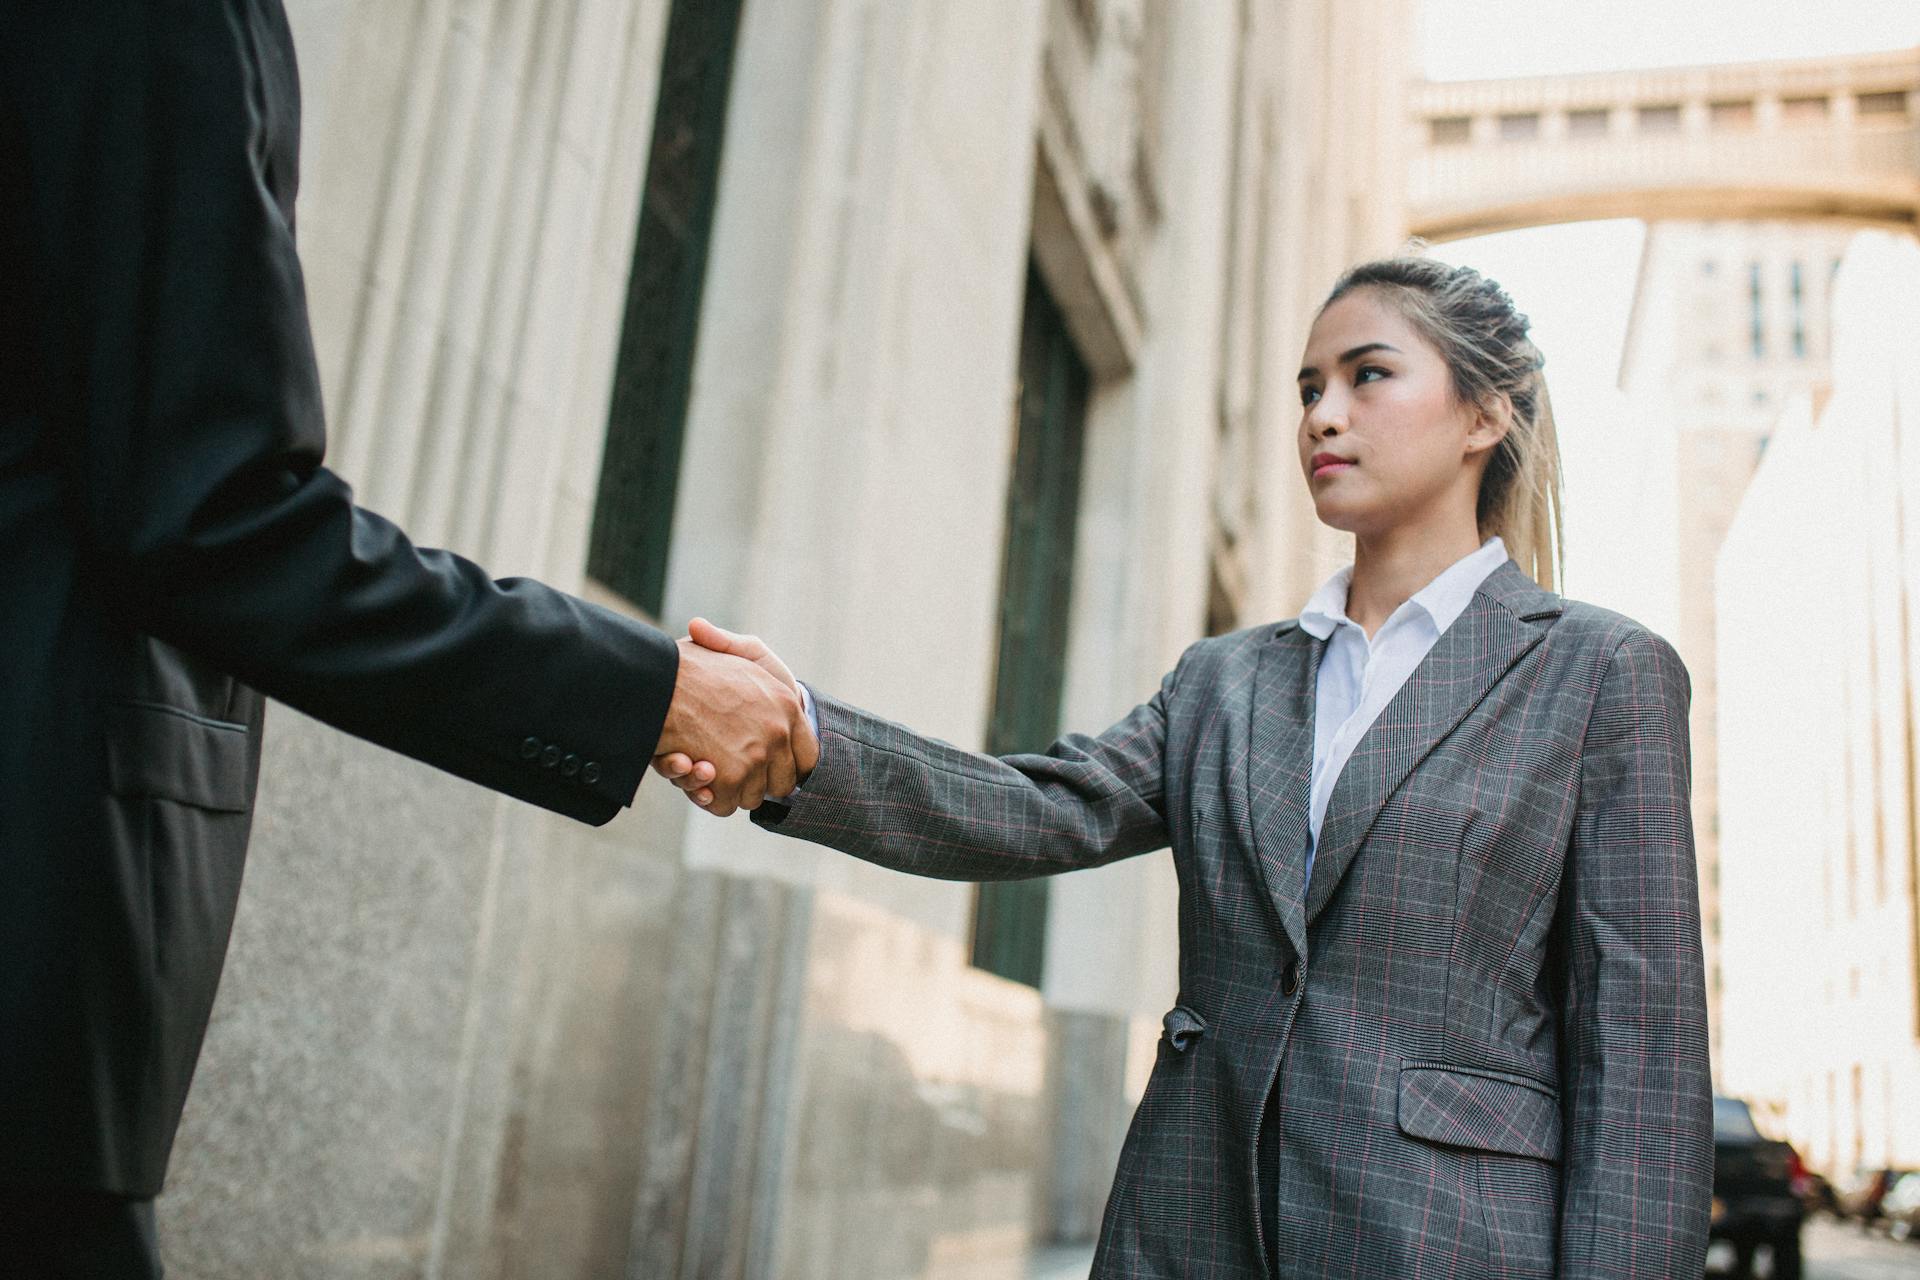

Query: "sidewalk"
left=1024, top=1245, right=1097, bottom=1279
left=933, top=1242, right=1096, bottom=1280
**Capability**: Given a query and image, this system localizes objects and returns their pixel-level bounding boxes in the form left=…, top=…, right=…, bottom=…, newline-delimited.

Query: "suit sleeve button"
left=520, top=737, right=542, bottom=760
left=541, top=745, right=561, bottom=769
left=561, top=754, right=580, bottom=778
left=582, top=762, right=601, bottom=785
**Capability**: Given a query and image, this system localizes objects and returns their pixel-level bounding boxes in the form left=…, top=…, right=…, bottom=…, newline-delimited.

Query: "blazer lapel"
left=1304, top=560, right=1561, bottom=927
left=1245, top=621, right=1322, bottom=957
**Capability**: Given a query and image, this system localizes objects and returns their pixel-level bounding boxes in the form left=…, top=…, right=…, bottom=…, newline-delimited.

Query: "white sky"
left=1420, top=0, right=1920, bottom=80
left=1425, top=221, right=1647, bottom=393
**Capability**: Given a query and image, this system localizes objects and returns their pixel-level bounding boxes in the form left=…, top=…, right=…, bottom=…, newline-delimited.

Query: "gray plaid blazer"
left=756, top=560, right=1712, bottom=1278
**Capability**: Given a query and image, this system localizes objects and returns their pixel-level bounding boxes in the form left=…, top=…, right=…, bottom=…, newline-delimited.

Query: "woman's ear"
left=1465, top=393, right=1513, bottom=457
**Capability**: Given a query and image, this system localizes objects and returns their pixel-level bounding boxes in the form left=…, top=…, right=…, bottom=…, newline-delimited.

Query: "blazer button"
left=582, top=762, right=601, bottom=785
left=541, top=745, right=561, bottom=769
left=520, top=736, right=542, bottom=760
left=1282, top=962, right=1300, bottom=997
left=561, top=753, right=580, bottom=778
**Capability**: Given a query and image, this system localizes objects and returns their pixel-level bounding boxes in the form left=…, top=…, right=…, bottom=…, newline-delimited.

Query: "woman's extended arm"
left=1555, top=631, right=1714, bottom=1275
left=745, top=667, right=1180, bottom=881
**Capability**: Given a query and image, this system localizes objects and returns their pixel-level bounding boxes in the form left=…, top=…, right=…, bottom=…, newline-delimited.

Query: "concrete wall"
left=1243, top=0, right=1421, bottom=620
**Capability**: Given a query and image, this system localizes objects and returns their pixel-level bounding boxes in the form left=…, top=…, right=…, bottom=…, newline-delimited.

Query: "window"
left=1429, top=115, right=1471, bottom=145
left=1710, top=99, right=1756, bottom=129
left=1566, top=108, right=1610, bottom=138
left=587, top=0, right=748, bottom=615
left=1782, top=95, right=1829, bottom=124
left=1858, top=90, right=1910, bottom=119
left=1749, top=261, right=1765, bottom=360
left=970, top=265, right=1093, bottom=990
left=1791, top=261, right=1806, bottom=359
left=1498, top=112, right=1540, bottom=142
left=1714, top=1097, right=1763, bottom=1141
left=1637, top=103, right=1682, bottom=133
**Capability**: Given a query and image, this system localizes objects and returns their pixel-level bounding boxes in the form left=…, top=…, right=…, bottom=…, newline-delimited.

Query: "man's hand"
left=655, top=619, right=817, bottom=817
left=654, top=619, right=813, bottom=812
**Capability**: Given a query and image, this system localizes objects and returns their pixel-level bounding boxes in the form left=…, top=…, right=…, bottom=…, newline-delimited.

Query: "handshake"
left=652, top=618, right=809, bottom=816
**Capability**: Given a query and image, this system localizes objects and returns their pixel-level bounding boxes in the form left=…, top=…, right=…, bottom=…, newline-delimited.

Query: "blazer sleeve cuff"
left=751, top=689, right=862, bottom=835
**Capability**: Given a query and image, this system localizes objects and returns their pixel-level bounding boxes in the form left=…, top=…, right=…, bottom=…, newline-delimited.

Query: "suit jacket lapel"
left=1245, top=622, right=1321, bottom=957
left=1304, top=560, right=1561, bottom=927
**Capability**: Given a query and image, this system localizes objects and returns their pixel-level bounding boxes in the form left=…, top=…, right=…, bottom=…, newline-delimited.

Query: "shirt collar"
left=1297, top=535, right=1509, bottom=641
left=1297, top=566, right=1355, bottom=641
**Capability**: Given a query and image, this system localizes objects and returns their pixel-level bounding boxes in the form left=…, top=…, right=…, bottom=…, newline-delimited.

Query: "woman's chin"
left=1310, top=498, right=1371, bottom=534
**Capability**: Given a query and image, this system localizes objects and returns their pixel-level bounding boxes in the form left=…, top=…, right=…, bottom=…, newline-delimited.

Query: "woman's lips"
left=1311, top=458, right=1354, bottom=479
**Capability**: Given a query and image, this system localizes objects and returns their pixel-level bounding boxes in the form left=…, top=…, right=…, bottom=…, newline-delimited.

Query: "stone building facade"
left=1716, top=231, right=1920, bottom=1173
left=159, top=2, right=1414, bottom=1277
left=1618, top=218, right=1856, bottom=1070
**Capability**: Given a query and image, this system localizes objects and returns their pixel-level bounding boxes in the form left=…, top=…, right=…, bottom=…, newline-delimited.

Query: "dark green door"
left=971, top=265, right=1092, bottom=989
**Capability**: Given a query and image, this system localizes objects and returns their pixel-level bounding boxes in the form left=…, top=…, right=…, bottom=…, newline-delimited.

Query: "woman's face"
left=1295, top=288, right=1500, bottom=539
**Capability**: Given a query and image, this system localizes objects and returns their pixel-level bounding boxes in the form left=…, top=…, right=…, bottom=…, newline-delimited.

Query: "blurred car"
left=1836, top=1165, right=1910, bottom=1229
left=1880, top=1170, right=1920, bottom=1240
left=1796, top=1167, right=1838, bottom=1217
left=1710, top=1095, right=1804, bottom=1278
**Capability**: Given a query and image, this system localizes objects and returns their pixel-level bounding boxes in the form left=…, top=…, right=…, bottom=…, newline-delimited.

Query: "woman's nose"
left=1305, top=396, right=1346, bottom=438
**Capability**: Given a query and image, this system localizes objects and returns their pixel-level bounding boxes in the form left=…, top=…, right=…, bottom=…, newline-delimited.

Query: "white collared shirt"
left=1295, top=536, right=1510, bottom=884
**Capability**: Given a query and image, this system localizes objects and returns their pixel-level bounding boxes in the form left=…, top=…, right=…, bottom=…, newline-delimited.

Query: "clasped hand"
left=652, top=618, right=809, bottom=816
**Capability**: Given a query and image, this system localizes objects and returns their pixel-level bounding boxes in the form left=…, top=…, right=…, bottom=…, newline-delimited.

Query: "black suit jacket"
left=0, top=2, right=679, bottom=1195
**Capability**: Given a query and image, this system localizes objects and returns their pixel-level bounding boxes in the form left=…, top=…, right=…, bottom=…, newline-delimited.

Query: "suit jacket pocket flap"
left=1397, top=1064, right=1561, bottom=1163
left=1160, top=1004, right=1207, bottom=1052
left=105, top=701, right=252, bottom=812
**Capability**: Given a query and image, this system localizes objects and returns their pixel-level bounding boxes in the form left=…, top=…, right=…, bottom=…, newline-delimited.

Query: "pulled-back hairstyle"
left=1320, top=254, right=1564, bottom=592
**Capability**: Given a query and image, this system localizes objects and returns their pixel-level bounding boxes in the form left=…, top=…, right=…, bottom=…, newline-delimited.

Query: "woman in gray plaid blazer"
left=661, top=257, right=1713, bottom=1278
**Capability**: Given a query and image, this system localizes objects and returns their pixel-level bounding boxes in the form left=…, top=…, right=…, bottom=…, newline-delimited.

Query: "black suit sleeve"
left=15, top=3, right=677, bottom=824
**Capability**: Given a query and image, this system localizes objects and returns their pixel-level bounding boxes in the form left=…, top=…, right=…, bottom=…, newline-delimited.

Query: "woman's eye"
left=1356, top=365, right=1388, bottom=384
left=1300, top=386, right=1321, bottom=406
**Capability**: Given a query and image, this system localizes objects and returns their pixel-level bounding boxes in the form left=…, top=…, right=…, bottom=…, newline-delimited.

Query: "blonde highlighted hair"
left=1320, top=253, right=1565, bottom=592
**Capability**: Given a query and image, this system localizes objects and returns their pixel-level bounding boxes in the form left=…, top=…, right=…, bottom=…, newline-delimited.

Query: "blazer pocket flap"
left=1160, top=1004, right=1208, bottom=1052
left=105, top=701, right=252, bottom=812
left=1397, top=1064, right=1561, bottom=1163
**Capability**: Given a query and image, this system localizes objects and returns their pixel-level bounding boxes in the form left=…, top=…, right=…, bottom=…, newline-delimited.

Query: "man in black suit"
left=0, top=4, right=812, bottom=1274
